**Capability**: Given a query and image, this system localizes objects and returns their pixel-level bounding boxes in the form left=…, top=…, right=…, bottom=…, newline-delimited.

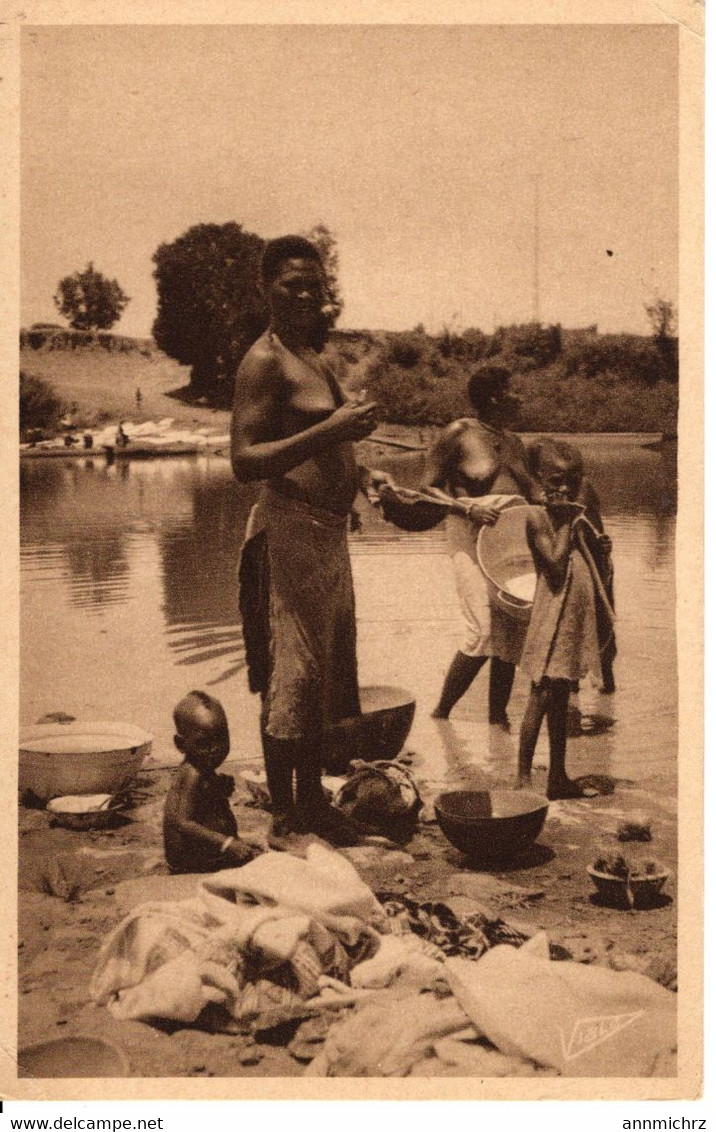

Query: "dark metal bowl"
left=322, top=685, right=416, bottom=774
left=18, top=1035, right=130, bottom=1078
left=378, top=488, right=447, bottom=532
left=587, top=866, right=670, bottom=909
left=435, top=789, right=549, bottom=860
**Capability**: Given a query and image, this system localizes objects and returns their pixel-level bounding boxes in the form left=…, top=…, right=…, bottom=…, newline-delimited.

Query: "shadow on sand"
left=444, top=840, right=556, bottom=874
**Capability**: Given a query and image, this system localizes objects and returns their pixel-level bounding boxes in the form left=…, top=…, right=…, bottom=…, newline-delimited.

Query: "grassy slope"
left=20, top=345, right=227, bottom=431
left=21, top=330, right=677, bottom=435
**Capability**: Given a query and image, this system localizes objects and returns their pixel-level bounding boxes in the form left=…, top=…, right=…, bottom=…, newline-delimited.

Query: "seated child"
left=517, top=442, right=604, bottom=799
left=163, top=691, right=257, bottom=873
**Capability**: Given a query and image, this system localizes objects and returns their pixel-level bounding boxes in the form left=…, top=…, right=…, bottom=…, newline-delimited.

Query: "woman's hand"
left=546, top=497, right=585, bottom=525
left=599, top=532, right=613, bottom=554
left=220, top=837, right=258, bottom=866
left=364, top=468, right=397, bottom=505
left=459, top=498, right=500, bottom=525
left=324, top=400, right=379, bottom=443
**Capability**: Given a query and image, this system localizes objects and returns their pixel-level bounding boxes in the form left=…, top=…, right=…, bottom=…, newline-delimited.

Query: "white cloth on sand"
left=446, top=935, right=677, bottom=1077
left=91, top=845, right=382, bottom=1024
left=349, top=932, right=443, bottom=990
left=203, top=842, right=385, bottom=927
left=306, top=990, right=471, bottom=1077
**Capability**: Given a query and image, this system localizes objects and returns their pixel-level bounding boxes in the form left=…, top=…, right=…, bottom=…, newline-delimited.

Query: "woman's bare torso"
left=445, top=419, right=524, bottom=498
left=267, top=332, right=360, bottom=515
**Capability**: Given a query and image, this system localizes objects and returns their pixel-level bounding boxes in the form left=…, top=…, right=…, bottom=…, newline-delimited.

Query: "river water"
left=20, top=437, right=677, bottom=793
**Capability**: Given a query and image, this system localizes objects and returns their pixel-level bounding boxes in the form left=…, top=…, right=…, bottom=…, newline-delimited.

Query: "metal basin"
left=435, top=789, right=549, bottom=861
left=322, top=685, right=416, bottom=774
left=46, top=793, right=124, bottom=830
left=19, top=721, right=152, bottom=804
left=379, top=491, right=447, bottom=531
left=477, top=505, right=536, bottom=623
left=18, top=1036, right=130, bottom=1078
left=587, top=865, right=670, bottom=909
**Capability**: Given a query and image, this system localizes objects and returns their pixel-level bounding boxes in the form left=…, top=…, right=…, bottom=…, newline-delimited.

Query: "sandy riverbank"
left=18, top=744, right=676, bottom=1079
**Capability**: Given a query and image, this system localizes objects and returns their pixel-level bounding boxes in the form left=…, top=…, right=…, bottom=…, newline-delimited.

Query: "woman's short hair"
left=260, top=236, right=323, bottom=285
left=527, top=437, right=584, bottom=482
left=466, top=365, right=512, bottom=412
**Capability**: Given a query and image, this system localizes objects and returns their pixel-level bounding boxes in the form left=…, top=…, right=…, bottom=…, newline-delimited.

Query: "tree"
left=303, top=223, right=343, bottom=326
left=20, top=372, right=65, bottom=435
left=54, top=262, right=130, bottom=331
left=645, top=296, right=677, bottom=340
left=152, top=222, right=266, bottom=398
left=645, top=296, right=678, bottom=380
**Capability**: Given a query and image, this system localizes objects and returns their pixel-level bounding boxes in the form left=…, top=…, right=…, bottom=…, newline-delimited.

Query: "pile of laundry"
left=91, top=844, right=677, bottom=1078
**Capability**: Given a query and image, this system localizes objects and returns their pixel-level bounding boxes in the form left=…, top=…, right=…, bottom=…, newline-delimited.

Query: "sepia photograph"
left=2, top=2, right=704, bottom=1102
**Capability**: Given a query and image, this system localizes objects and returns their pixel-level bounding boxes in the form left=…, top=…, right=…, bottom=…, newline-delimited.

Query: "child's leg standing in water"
left=518, top=677, right=577, bottom=799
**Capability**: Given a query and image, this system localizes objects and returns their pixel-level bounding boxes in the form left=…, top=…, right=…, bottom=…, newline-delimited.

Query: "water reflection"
left=21, top=442, right=676, bottom=632
left=158, top=475, right=257, bottom=684
left=20, top=441, right=677, bottom=756
left=63, top=536, right=130, bottom=609
left=21, top=461, right=132, bottom=610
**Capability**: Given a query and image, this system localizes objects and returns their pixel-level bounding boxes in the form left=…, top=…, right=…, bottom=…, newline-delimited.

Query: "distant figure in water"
left=423, top=365, right=544, bottom=725
left=135, top=387, right=143, bottom=409
left=517, top=442, right=606, bottom=799
left=115, top=421, right=129, bottom=449
left=163, top=691, right=257, bottom=873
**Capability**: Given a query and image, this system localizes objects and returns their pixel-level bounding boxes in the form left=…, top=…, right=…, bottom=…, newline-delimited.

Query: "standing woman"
left=423, top=365, right=544, bottom=723
left=231, top=236, right=393, bottom=850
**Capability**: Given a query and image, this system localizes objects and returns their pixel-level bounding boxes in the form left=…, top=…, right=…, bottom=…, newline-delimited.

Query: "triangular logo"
left=560, top=1011, right=645, bottom=1062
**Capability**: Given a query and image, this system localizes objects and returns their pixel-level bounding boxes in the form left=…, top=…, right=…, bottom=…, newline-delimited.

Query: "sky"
left=21, top=24, right=678, bottom=337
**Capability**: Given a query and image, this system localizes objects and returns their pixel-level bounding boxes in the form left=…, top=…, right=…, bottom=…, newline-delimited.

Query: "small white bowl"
left=46, top=793, right=122, bottom=830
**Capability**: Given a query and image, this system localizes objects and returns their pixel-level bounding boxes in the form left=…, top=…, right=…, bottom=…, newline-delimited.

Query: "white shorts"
left=444, top=513, right=526, bottom=665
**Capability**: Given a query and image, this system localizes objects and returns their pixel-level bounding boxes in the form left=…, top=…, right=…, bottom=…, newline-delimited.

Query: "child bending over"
left=517, top=443, right=603, bottom=800
left=163, top=691, right=257, bottom=873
